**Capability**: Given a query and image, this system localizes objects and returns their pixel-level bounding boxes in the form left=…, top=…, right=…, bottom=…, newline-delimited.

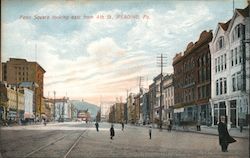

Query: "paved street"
left=0, top=122, right=249, bottom=158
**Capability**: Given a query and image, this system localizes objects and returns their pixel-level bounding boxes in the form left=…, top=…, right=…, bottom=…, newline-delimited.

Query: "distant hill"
left=70, top=100, right=100, bottom=119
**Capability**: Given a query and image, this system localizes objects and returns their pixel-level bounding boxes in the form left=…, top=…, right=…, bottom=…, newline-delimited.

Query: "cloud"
left=3, top=0, right=240, bottom=105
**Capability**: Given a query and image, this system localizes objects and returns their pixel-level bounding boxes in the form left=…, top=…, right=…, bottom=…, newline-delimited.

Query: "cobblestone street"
left=0, top=122, right=249, bottom=158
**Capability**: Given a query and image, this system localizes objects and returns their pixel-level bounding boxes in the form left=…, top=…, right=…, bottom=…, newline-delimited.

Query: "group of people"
left=94, top=116, right=236, bottom=152
left=95, top=122, right=115, bottom=139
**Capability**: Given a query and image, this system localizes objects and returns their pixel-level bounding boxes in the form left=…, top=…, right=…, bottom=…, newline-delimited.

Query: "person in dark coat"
left=95, top=122, right=99, bottom=132
left=149, top=126, right=152, bottom=139
left=110, top=124, right=115, bottom=139
left=218, top=116, right=236, bottom=152
left=121, top=122, right=124, bottom=131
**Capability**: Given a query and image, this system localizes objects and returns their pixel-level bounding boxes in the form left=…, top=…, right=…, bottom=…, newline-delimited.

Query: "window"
left=239, top=46, right=242, bottom=63
left=231, top=50, right=234, bottom=66
left=235, top=47, right=238, bottom=65
left=216, top=78, right=227, bottom=95
left=217, top=36, right=225, bottom=50
left=218, top=56, right=221, bottom=71
left=216, top=80, right=219, bottom=95
left=224, top=54, right=227, bottom=69
left=221, top=55, right=223, bottom=71
left=215, top=58, right=217, bottom=73
left=203, top=56, right=206, bottom=66
left=220, top=78, right=223, bottom=95
left=224, top=79, right=227, bottom=94
left=232, top=24, right=241, bottom=42
left=232, top=75, right=236, bottom=92
left=237, top=72, right=242, bottom=91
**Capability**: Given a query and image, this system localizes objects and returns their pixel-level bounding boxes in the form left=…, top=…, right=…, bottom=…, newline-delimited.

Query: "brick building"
left=2, top=58, right=46, bottom=119
left=173, top=30, right=213, bottom=125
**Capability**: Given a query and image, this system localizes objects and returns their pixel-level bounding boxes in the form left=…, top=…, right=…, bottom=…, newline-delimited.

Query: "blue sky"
left=1, top=0, right=248, bottom=105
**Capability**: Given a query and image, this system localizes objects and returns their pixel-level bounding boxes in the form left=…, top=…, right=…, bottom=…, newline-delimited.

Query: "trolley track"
left=24, top=124, right=91, bottom=158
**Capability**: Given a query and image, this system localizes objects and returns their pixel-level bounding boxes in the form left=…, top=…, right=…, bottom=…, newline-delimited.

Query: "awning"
left=24, top=112, right=35, bottom=119
left=41, top=114, right=47, bottom=119
left=174, top=108, right=184, bottom=113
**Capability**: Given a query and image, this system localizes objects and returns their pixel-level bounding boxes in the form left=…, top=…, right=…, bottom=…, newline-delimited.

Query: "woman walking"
left=218, top=116, right=236, bottom=152
left=110, top=124, right=115, bottom=139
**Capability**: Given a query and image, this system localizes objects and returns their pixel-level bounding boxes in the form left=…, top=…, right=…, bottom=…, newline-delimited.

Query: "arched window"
left=216, top=36, right=224, bottom=50
left=231, top=24, right=245, bottom=42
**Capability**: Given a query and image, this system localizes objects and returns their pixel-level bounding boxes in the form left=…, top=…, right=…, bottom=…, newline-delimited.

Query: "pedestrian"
left=43, top=118, right=47, bottom=126
left=218, top=116, right=236, bottom=152
left=239, top=118, right=243, bottom=133
left=110, top=124, right=115, bottom=139
left=197, top=119, right=201, bottom=131
left=169, top=119, right=173, bottom=132
left=149, top=126, right=152, bottom=139
left=95, top=122, right=99, bottom=132
left=121, top=122, right=124, bottom=131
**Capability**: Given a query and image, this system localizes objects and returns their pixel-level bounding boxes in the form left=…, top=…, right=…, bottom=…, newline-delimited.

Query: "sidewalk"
left=172, top=125, right=249, bottom=139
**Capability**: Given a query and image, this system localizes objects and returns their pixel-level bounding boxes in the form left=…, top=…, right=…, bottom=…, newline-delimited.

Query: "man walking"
left=95, top=122, right=99, bottom=132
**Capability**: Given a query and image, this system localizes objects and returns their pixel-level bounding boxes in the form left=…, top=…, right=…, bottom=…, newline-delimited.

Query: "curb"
left=172, top=128, right=249, bottom=139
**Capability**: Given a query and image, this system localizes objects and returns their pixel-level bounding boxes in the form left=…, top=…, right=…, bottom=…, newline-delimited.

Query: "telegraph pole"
left=53, top=91, right=56, bottom=121
left=157, top=54, right=167, bottom=129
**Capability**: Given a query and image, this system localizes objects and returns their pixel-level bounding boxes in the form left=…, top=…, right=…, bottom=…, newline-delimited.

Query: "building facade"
left=134, top=94, right=140, bottom=124
left=55, top=98, right=71, bottom=122
left=141, top=91, right=149, bottom=125
left=153, top=74, right=162, bottom=125
left=22, top=88, right=34, bottom=120
left=44, top=98, right=54, bottom=121
left=127, top=93, right=135, bottom=124
left=2, top=58, right=46, bottom=119
left=162, top=74, right=174, bottom=124
left=0, top=83, right=25, bottom=123
left=148, top=83, right=156, bottom=124
left=210, top=6, right=249, bottom=129
left=173, top=30, right=213, bottom=125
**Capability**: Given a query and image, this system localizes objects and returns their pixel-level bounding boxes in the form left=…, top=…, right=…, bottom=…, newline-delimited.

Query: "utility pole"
left=62, top=97, right=65, bottom=122
left=53, top=91, right=56, bottom=121
left=16, top=83, right=19, bottom=124
left=157, top=53, right=167, bottom=129
left=126, top=89, right=129, bottom=124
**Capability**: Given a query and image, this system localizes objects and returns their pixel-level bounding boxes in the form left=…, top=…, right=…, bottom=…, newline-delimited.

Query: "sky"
left=1, top=0, right=248, bottom=105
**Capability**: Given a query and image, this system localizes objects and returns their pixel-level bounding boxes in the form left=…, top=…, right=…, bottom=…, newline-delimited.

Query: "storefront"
left=211, top=96, right=249, bottom=128
left=200, top=104, right=212, bottom=126
left=8, top=108, right=17, bottom=121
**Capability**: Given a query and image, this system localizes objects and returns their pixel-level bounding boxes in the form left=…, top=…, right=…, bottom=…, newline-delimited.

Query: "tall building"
left=148, top=83, right=156, bottom=124
left=173, top=30, right=213, bottom=125
left=162, top=74, right=174, bottom=122
left=0, top=82, right=24, bottom=123
left=127, top=93, right=135, bottom=124
left=210, top=6, right=249, bottom=129
left=2, top=58, right=46, bottom=118
left=153, top=74, right=162, bottom=125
